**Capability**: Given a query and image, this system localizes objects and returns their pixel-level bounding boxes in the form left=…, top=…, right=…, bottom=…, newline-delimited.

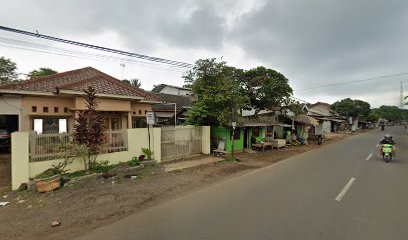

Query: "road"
left=75, top=126, right=408, bottom=240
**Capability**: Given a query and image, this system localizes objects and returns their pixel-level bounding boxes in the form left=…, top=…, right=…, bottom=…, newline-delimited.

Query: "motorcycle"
left=381, top=144, right=393, bottom=163
left=317, top=135, right=323, bottom=145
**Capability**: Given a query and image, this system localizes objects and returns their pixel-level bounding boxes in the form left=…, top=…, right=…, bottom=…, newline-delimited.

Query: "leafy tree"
left=0, top=56, right=17, bottom=84
left=239, top=66, right=293, bottom=114
left=73, top=87, right=106, bottom=170
left=123, top=78, right=141, bottom=88
left=183, top=58, right=249, bottom=126
left=373, top=105, right=402, bottom=122
left=28, top=67, right=58, bottom=78
left=331, top=98, right=371, bottom=117
left=366, top=112, right=381, bottom=122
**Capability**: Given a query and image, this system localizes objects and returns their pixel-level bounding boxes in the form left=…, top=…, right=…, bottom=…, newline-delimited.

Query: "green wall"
left=211, top=126, right=244, bottom=152
left=211, top=126, right=263, bottom=152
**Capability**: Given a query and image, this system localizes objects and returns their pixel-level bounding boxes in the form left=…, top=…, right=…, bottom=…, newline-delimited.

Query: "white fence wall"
left=11, top=126, right=210, bottom=190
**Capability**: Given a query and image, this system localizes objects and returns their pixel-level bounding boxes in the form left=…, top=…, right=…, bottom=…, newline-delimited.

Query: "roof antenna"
left=35, top=30, right=40, bottom=37
left=120, top=63, right=126, bottom=79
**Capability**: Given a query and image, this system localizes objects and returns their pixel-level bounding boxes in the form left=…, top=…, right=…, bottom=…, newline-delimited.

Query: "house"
left=211, top=112, right=292, bottom=153
left=307, top=102, right=346, bottom=134
left=152, top=84, right=193, bottom=96
left=0, top=67, right=162, bottom=134
left=149, top=92, right=196, bottom=125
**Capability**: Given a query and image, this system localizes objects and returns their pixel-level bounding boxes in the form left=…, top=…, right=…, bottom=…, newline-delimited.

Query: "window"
left=64, top=107, right=68, bottom=113
left=233, top=127, right=241, bottom=140
left=33, top=119, right=43, bottom=134
left=253, top=127, right=260, bottom=137
left=145, top=110, right=147, bottom=114
left=43, top=107, right=48, bottom=113
left=32, top=106, right=37, bottom=112
left=139, top=110, right=142, bottom=114
left=54, top=107, right=59, bottom=113
left=110, top=117, right=120, bottom=130
left=132, top=117, right=147, bottom=128
left=43, top=118, right=58, bottom=133
left=58, top=119, right=67, bottom=133
left=33, top=117, right=68, bottom=134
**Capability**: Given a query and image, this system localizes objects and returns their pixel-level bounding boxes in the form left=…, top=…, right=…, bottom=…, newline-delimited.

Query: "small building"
left=149, top=92, right=196, bottom=125
left=152, top=84, right=193, bottom=96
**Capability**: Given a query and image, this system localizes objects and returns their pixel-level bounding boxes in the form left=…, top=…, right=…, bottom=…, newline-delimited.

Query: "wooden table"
left=252, top=142, right=273, bottom=152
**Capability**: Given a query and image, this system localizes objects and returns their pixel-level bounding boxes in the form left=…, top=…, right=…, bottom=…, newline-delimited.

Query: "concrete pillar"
left=201, top=126, right=211, bottom=154
left=127, top=112, right=133, bottom=129
left=152, top=128, right=161, bottom=163
left=11, top=132, right=30, bottom=190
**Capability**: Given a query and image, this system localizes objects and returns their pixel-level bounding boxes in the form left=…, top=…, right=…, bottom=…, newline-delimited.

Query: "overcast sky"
left=1, top=0, right=408, bottom=108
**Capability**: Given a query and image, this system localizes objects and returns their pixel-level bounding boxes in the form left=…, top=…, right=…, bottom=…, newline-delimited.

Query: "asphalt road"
left=75, top=126, right=408, bottom=240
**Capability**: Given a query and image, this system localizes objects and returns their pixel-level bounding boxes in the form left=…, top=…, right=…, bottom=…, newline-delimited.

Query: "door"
left=243, top=128, right=248, bottom=148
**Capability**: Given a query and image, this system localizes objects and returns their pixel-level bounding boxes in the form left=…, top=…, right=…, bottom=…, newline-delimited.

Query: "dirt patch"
left=0, top=153, right=11, bottom=189
left=0, top=132, right=354, bottom=240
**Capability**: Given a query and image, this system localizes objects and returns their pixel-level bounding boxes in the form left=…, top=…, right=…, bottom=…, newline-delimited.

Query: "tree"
left=331, top=98, right=371, bottom=118
left=28, top=67, right=58, bottom=78
left=0, top=56, right=17, bottom=84
left=366, top=112, right=381, bottom=122
left=73, top=87, right=106, bottom=170
left=183, top=58, right=249, bottom=126
left=239, top=66, right=293, bottom=115
left=373, top=105, right=402, bottom=122
left=123, top=78, right=141, bottom=88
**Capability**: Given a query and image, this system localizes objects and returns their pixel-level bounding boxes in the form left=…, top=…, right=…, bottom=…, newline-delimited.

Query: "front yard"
left=0, top=132, right=352, bottom=240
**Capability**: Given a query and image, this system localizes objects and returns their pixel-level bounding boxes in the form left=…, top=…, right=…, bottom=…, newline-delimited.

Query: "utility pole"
left=400, top=81, right=404, bottom=108
left=231, top=94, right=236, bottom=158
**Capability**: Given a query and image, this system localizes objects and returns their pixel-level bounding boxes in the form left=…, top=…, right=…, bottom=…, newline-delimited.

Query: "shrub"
left=141, top=148, right=154, bottom=160
left=128, top=156, right=141, bottom=167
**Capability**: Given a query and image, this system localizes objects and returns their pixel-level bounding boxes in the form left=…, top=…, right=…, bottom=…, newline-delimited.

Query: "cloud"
left=1, top=0, right=408, bottom=108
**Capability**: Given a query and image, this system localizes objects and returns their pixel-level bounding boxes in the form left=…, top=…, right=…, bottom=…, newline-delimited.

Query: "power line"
left=0, top=36, right=189, bottom=71
left=0, top=25, right=193, bottom=68
left=0, top=41, right=187, bottom=73
left=294, top=72, right=408, bottom=91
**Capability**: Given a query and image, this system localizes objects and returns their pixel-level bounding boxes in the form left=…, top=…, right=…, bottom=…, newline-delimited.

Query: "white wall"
left=160, top=86, right=193, bottom=96
left=0, top=95, right=22, bottom=130
left=11, top=126, right=211, bottom=190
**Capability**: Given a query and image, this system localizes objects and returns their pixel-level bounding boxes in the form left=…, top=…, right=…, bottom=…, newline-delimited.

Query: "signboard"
left=146, top=112, right=157, bottom=125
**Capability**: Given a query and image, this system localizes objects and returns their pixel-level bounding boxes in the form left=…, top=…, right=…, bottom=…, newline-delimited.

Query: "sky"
left=1, top=0, right=408, bottom=108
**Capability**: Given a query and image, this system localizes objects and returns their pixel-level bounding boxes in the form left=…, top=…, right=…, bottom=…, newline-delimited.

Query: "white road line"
left=366, top=153, right=373, bottom=161
left=335, top=177, right=356, bottom=202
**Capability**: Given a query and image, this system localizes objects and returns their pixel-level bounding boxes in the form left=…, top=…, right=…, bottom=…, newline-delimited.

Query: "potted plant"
left=34, top=168, right=62, bottom=193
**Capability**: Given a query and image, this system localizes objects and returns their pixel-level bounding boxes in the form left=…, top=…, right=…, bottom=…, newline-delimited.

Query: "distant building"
left=152, top=84, right=193, bottom=96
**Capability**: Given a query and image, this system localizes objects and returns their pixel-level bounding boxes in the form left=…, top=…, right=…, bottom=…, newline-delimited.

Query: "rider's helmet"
left=385, top=134, right=392, bottom=139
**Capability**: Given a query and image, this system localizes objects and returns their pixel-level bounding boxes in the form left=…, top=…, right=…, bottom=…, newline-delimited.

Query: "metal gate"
left=161, top=126, right=202, bottom=161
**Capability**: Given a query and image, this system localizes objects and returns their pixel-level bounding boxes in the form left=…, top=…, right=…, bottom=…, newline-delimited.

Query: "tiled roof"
left=0, top=67, right=162, bottom=102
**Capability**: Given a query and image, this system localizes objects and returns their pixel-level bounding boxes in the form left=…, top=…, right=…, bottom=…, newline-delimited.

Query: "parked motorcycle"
left=317, top=135, right=323, bottom=145
left=381, top=144, right=393, bottom=163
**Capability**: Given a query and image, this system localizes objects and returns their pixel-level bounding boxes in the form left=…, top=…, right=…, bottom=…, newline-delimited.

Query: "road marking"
left=366, top=153, right=373, bottom=161
left=335, top=177, right=356, bottom=202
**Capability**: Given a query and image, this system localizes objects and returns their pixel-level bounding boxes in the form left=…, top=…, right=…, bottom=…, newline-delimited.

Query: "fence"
left=29, top=130, right=128, bottom=162
left=161, top=126, right=202, bottom=161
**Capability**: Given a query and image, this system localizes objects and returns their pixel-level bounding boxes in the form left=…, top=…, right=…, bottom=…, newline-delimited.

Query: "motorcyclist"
left=377, top=134, right=396, bottom=158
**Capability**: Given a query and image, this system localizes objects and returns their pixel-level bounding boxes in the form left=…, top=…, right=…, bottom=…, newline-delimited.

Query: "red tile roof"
left=0, top=67, right=162, bottom=102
